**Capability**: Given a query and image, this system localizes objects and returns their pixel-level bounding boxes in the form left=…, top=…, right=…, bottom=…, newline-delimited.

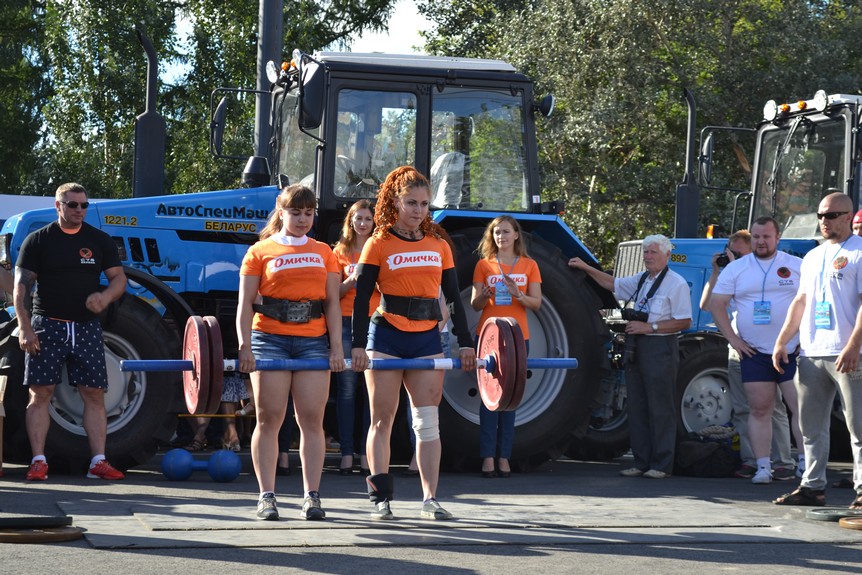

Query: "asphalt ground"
left=1, top=450, right=861, bottom=574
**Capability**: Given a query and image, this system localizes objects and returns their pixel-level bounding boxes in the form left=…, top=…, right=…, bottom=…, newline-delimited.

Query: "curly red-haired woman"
left=352, top=166, right=476, bottom=521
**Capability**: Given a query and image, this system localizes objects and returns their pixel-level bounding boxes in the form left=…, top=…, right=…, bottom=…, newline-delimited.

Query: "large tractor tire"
left=439, top=229, right=606, bottom=471
left=675, top=335, right=732, bottom=435
left=2, top=297, right=182, bottom=472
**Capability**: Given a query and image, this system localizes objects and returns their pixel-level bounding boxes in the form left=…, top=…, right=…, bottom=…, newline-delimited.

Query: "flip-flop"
left=774, top=487, right=826, bottom=506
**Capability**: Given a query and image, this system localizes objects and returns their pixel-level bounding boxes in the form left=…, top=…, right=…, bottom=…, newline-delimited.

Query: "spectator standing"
left=14, top=183, right=127, bottom=481
left=773, top=192, right=862, bottom=508
left=332, top=200, right=377, bottom=475
left=700, top=230, right=796, bottom=480
left=569, top=235, right=691, bottom=478
left=471, top=216, right=541, bottom=478
left=708, top=217, right=804, bottom=484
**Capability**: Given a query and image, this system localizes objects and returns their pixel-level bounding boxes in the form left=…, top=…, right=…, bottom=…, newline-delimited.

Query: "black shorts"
left=24, top=316, right=108, bottom=389
left=367, top=321, right=442, bottom=358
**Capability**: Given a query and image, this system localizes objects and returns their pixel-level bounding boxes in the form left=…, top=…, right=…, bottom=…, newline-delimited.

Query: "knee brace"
left=411, top=405, right=440, bottom=442
left=366, top=473, right=394, bottom=504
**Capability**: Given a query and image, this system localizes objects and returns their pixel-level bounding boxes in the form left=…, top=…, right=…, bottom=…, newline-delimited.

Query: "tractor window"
left=333, top=89, right=417, bottom=198
left=431, top=87, right=527, bottom=211
left=276, top=89, right=320, bottom=189
left=754, top=116, right=846, bottom=238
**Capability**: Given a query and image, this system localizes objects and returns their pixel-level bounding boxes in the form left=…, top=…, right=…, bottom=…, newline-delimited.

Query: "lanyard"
left=753, top=254, right=776, bottom=301
left=819, top=237, right=851, bottom=302
left=496, top=256, right=519, bottom=278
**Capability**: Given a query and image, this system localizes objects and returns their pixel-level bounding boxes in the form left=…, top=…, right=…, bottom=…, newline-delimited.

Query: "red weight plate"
left=499, top=317, right=527, bottom=411
left=202, top=316, right=225, bottom=414
left=476, top=318, right=516, bottom=412
left=182, top=316, right=211, bottom=415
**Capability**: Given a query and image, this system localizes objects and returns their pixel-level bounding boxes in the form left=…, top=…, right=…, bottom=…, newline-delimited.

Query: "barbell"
left=119, top=315, right=579, bottom=414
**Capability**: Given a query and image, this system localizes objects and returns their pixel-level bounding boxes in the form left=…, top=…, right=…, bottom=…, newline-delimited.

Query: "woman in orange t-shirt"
left=332, top=199, right=377, bottom=475
left=237, top=184, right=344, bottom=522
left=351, top=166, right=476, bottom=521
left=471, top=216, right=542, bottom=478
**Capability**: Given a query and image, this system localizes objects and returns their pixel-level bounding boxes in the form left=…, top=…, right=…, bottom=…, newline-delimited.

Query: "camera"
left=716, top=245, right=743, bottom=268
left=620, top=308, right=649, bottom=322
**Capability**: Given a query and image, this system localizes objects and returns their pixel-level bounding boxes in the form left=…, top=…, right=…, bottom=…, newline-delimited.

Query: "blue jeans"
left=478, top=339, right=529, bottom=460
left=336, top=317, right=369, bottom=456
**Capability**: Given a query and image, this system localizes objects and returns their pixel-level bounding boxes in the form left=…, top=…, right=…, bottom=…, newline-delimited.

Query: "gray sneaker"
left=301, top=493, right=326, bottom=520
left=257, top=494, right=279, bottom=521
left=421, top=499, right=453, bottom=520
left=371, top=500, right=394, bottom=520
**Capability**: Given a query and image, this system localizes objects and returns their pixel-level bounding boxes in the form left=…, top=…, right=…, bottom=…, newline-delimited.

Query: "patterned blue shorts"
left=24, top=316, right=108, bottom=389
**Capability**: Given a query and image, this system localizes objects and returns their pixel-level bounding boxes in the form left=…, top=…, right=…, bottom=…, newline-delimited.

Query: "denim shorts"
left=367, top=321, right=442, bottom=358
left=24, top=316, right=108, bottom=389
left=250, top=330, right=330, bottom=362
left=741, top=350, right=797, bottom=384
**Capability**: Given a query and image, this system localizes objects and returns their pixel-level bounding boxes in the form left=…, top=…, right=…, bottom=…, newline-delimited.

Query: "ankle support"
left=366, top=472, right=394, bottom=504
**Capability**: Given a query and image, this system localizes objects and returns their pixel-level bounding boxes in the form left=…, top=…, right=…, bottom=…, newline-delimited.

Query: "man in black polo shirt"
left=14, top=182, right=127, bottom=481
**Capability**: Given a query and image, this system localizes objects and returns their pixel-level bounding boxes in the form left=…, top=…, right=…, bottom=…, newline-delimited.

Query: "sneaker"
left=86, top=460, right=125, bottom=480
left=370, top=500, right=394, bottom=521
left=643, top=469, right=670, bottom=479
left=421, top=498, right=454, bottom=520
left=796, top=461, right=806, bottom=479
left=752, top=467, right=773, bottom=484
left=257, top=494, right=279, bottom=521
left=734, top=464, right=756, bottom=479
left=620, top=467, right=645, bottom=477
left=301, top=493, right=326, bottom=521
left=26, top=461, right=48, bottom=481
left=773, top=467, right=796, bottom=481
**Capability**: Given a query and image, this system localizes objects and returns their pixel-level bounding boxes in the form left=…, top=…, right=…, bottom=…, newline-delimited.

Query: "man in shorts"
left=14, top=183, right=127, bottom=481
left=709, top=217, right=804, bottom=484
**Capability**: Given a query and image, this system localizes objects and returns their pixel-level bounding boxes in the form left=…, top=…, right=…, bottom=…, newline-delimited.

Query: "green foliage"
left=0, top=0, right=397, bottom=200
left=421, top=0, right=862, bottom=265
left=0, top=0, right=51, bottom=196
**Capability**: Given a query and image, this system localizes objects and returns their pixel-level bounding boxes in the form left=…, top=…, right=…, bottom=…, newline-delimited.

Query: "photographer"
left=569, top=235, right=691, bottom=479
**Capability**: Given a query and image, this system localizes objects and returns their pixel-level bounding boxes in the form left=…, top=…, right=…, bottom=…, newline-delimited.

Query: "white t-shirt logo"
left=386, top=251, right=442, bottom=270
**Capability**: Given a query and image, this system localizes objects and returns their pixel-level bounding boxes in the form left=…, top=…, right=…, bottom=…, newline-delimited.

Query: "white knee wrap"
left=411, top=406, right=440, bottom=442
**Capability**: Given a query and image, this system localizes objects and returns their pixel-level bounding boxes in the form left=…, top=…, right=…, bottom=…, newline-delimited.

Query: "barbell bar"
left=120, top=356, right=577, bottom=373
left=119, top=316, right=578, bottom=414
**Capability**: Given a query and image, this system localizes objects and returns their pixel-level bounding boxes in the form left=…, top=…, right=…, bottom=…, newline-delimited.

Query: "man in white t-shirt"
left=709, top=217, right=804, bottom=485
left=772, top=192, right=862, bottom=508
left=570, top=234, right=691, bottom=479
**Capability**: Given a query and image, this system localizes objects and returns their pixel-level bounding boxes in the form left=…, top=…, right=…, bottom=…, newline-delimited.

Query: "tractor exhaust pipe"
left=133, top=27, right=166, bottom=198
left=674, top=88, right=700, bottom=238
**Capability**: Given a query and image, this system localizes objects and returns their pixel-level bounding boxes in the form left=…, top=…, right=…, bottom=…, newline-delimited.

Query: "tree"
left=0, top=1, right=51, bottom=196
left=420, top=0, right=862, bottom=264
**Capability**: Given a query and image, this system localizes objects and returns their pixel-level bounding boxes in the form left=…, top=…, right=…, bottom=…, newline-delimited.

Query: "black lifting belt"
left=253, top=296, right=324, bottom=323
left=379, top=293, right=443, bottom=322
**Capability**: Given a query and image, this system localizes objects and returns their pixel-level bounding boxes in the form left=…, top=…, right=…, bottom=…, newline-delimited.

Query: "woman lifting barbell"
left=237, top=184, right=345, bottom=522
left=351, top=166, right=476, bottom=521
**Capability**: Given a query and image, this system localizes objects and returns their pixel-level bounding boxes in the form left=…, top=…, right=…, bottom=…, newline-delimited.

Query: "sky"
left=349, top=0, right=430, bottom=54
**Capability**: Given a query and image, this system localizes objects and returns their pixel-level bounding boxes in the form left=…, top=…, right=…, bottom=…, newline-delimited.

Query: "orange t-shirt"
left=359, top=233, right=454, bottom=332
left=240, top=236, right=340, bottom=337
left=335, top=249, right=380, bottom=317
left=473, top=256, right=542, bottom=339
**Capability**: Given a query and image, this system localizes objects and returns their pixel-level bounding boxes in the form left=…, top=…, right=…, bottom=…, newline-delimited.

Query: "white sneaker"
left=620, top=467, right=645, bottom=477
left=752, top=467, right=773, bottom=484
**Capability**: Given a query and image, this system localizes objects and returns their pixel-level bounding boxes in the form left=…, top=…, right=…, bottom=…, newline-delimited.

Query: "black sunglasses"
left=60, top=200, right=90, bottom=209
left=816, top=211, right=848, bottom=220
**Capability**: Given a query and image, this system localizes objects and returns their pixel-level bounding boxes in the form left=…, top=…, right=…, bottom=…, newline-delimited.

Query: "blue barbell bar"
left=120, top=356, right=578, bottom=373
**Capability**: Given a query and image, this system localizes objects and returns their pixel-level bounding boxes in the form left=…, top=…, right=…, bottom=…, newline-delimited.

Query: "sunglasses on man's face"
left=816, top=211, right=848, bottom=220
left=60, top=200, right=90, bottom=210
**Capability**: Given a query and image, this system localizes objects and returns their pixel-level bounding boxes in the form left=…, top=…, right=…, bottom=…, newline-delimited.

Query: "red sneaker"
left=26, top=460, right=49, bottom=481
left=86, top=460, right=125, bottom=480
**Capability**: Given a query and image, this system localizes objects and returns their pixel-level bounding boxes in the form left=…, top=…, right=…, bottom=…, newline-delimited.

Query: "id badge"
left=753, top=301, right=771, bottom=325
left=814, top=300, right=833, bottom=329
left=494, top=282, right=512, bottom=306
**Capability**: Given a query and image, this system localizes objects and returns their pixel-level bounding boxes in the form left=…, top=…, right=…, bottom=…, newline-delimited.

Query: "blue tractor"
left=0, top=43, right=615, bottom=471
